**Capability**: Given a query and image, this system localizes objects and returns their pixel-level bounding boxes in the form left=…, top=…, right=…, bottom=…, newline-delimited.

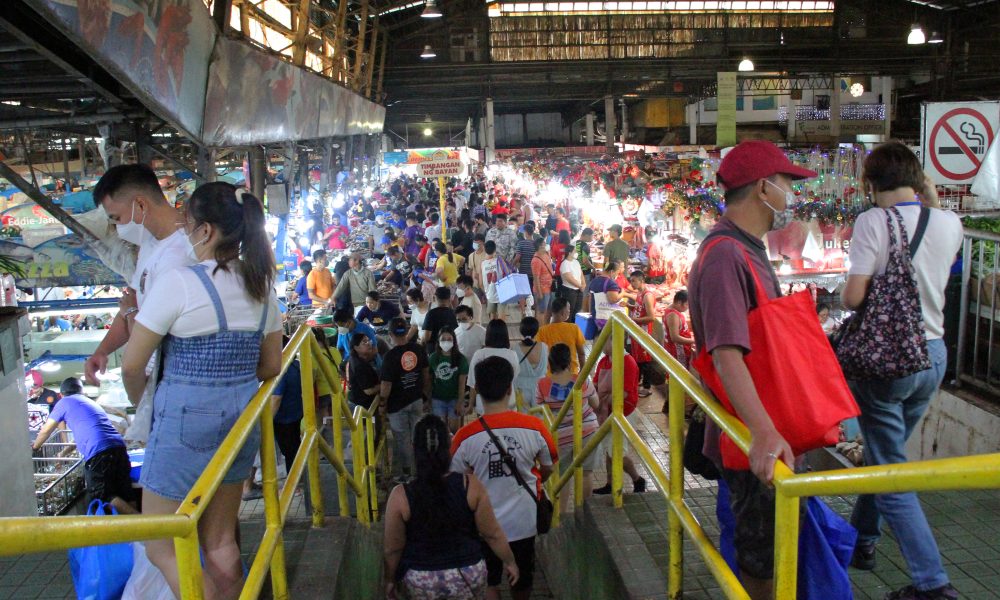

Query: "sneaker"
left=633, top=477, right=647, bottom=493
left=850, top=543, right=876, bottom=571
left=884, top=584, right=959, bottom=600
left=593, top=483, right=612, bottom=495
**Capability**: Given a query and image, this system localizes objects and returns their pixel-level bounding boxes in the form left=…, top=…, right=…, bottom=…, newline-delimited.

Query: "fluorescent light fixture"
left=738, top=58, right=754, bottom=72
left=423, top=128, right=433, bottom=136
left=907, top=24, right=925, bottom=45
left=928, top=31, right=943, bottom=44
left=421, top=0, right=442, bottom=18
left=420, top=44, right=436, bottom=58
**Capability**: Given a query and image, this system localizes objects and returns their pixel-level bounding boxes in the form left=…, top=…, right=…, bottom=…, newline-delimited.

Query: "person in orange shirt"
left=535, top=298, right=586, bottom=375
left=307, top=249, right=335, bottom=307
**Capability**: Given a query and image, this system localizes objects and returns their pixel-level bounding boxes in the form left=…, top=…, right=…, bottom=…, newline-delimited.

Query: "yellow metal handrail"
left=538, top=311, right=1000, bottom=599
left=0, top=324, right=383, bottom=600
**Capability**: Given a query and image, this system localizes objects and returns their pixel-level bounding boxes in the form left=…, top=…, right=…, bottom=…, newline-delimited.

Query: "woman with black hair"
left=514, top=317, right=548, bottom=413
left=122, top=182, right=283, bottom=599
left=428, top=328, right=469, bottom=431
left=467, top=319, right=520, bottom=414
left=383, top=415, right=518, bottom=599
left=434, top=240, right=463, bottom=287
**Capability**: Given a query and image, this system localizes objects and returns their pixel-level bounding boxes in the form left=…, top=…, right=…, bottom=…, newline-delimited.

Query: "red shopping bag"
left=691, top=238, right=859, bottom=471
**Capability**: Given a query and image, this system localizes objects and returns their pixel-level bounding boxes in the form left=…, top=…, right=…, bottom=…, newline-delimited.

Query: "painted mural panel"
left=202, top=38, right=385, bottom=146
left=26, top=0, right=216, bottom=139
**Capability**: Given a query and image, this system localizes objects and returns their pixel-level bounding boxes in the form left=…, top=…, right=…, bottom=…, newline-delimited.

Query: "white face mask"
left=472, top=242, right=481, bottom=251
left=439, top=340, right=454, bottom=352
left=338, top=326, right=350, bottom=335
left=763, top=179, right=795, bottom=231
left=185, top=225, right=208, bottom=262
left=461, top=322, right=473, bottom=330
left=455, top=288, right=466, bottom=298
left=115, top=201, right=146, bottom=246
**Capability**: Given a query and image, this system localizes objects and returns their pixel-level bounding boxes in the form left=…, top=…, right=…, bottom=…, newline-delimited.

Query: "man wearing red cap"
left=687, top=140, right=816, bottom=600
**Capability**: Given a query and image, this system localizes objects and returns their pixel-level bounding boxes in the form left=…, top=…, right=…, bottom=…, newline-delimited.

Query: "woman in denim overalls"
left=123, top=183, right=282, bottom=600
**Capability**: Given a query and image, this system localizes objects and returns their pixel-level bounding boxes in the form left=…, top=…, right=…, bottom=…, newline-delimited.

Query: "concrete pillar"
left=882, top=76, right=893, bottom=140
left=830, top=76, right=841, bottom=140
left=485, top=98, right=496, bottom=164
left=249, top=146, right=266, bottom=200
left=604, top=95, right=616, bottom=154
left=321, top=139, right=333, bottom=189
left=585, top=112, right=595, bottom=146
left=196, top=146, right=215, bottom=183
left=61, top=138, right=70, bottom=187
left=687, top=103, right=698, bottom=144
left=619, top=100, right=628, bottom=146
left=787, top=93, right=798, bottom=142
left=78, top=137, right=87, bottom=177
left=298, top=147, right=310, bottom=198
left=134, top=123, right=154, bottom=165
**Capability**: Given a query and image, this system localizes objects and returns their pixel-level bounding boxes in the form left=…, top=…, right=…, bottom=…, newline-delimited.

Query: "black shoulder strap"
left=909, top=207, right=931, bottom=259
left=478, top=417, right=539, bottom=502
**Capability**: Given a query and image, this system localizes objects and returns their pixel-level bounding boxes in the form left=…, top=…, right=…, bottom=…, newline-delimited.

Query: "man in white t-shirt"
left=841, top=143, right=962, bottom=600
left=455, top=305, right=486, bottom=360
left=451, top=357, right=556, bottom=600
left=455, top=274, right=483, bottom=324
left=480, top=240, right=502, bottom=320
left=84, top=165, right=193, bottom=441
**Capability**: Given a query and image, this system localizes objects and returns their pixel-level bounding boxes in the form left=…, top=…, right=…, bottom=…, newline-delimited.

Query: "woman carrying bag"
left=839, top=142, right=962, bottom=600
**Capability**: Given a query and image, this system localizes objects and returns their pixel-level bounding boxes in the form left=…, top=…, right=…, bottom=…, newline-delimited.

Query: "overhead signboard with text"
left=416, top=155, right=465, bottom=178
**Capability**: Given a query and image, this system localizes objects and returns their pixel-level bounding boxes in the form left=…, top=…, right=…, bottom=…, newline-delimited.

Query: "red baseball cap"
left=716, top=140, right=817, bottom=191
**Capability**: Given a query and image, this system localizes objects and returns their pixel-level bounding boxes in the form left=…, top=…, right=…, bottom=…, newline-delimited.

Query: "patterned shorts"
left=400, top=560, right=487, bottom=599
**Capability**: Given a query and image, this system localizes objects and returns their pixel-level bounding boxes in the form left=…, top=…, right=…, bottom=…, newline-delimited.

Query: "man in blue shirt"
left=32, top=378, right=136, bottom=512
left=333, top=307, right=377, bottom=364
left=45, top=316, right=73, bottom=331
left=291, top=261, right=313, bottom=307
left=356, top=291, right=400, bottom=332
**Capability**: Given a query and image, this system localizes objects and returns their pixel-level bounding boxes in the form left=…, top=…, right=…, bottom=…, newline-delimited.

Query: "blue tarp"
left=56, top=190, right=96, bottom=214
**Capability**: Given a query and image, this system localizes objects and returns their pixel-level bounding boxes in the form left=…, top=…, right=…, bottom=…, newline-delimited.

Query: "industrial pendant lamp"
left=928, top=31, right=943, bottom=44
left=422, top=0, right=442, bottom=18
left=738, top=57, right=754, bottom=72
left=420, top=44, right=436, bottom=58
left=907, top=24, right=926, bottom=45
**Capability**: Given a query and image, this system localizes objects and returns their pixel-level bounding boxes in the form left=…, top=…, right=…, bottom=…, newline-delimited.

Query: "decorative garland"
left=495, top=146, right=869, bottom=227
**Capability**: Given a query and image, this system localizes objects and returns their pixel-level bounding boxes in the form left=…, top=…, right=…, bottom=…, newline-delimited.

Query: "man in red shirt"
left=592, top=336, right=647, bottom=495
left=554, top=208, right=572, bottom=234
left=323, top=214, right=349, bottom=250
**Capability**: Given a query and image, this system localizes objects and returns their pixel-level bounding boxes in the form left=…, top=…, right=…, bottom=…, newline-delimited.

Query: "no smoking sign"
left=922, top=102, right=1000, bottom=184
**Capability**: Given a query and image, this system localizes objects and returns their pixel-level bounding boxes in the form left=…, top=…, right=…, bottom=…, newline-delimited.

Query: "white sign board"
left=417, top=159, right=464, bottom=178
left=921, top=101, right=1000, bottom=184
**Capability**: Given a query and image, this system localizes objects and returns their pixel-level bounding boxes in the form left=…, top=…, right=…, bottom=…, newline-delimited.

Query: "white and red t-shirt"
left=451, top=412, right=557, bottom=542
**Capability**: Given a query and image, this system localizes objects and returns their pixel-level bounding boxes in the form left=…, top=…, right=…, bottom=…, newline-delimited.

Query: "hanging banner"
left=0, top=236, right=125, bottom=288
left=921, top=101, right=1000, bottom=185
left=716, top=72, right=738, bottom=147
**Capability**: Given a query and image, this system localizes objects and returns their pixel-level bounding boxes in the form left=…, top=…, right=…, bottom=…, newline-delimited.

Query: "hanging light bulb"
left=423, top=128, right=433, bottom=136
left=737, top=58, right=754, bottom=72
left=928, top=31, right=943, bottom=44
left=421, top=0, right=442, bottom=18
left=420, top=44, right=436, bottom=58
left=907, top=24, right=926, bottom=45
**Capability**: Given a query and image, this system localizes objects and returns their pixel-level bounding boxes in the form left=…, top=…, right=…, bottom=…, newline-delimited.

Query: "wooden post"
left=212, top=0, right=232, bottom=32
left=352, top=0, right=369, bottom=90
left=292, top=0, right=312, bottom=66
left=375, top=34, right=388, bottom=101
left=333, top=0, right=350, bottom=84
left=239, top=0, right=251, bottom=34
left=364, top=20, right=380, bottom=98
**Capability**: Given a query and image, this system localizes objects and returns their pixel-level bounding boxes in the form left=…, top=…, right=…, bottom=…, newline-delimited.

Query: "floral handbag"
left=834, top=207, right=931, bottom=380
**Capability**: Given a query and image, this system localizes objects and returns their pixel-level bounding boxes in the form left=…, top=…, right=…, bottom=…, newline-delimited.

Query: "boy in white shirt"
left=455, top=274, right=483, bottom=324
left=480, top=240, right=501, bottom=320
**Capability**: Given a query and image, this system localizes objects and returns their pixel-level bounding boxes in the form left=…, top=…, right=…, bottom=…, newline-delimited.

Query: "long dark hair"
left=433, top=328, right=461, bottom=363
left=187, top=182, right=275, bottom=303
left=484, top=318, right=510, bottom=349
left=434, top=240, right=454, bottom=264
left=408, top=415, right=454, bottom=529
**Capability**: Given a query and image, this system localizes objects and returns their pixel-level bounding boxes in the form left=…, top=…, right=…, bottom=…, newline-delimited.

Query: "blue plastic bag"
left=716, top=481, right=856, bottom=600
left=68, top=500, right=134, bottom=600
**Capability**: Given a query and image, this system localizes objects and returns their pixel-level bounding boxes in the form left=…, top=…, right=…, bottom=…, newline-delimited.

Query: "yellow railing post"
left=365, top=410, right=379, bottom=521
left=175, top=529, right=205, bottom=600
left=259, top=410, right=289, bottom=599
left=298, top=342, right=325, bottom=528
left=773, top=487, right=800, bottom=600
left=573, top=388, right=584, bottom=509
left=611, top=321, right=625, bottom=508
left=351, top=408, right=367, bottom=525
left=667, top=375, right=685, bottom=599
left=331, top=376, right=349, bottom=518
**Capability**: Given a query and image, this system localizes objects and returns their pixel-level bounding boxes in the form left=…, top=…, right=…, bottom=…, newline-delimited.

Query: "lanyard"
left=895, top=201, right=921, bottom=207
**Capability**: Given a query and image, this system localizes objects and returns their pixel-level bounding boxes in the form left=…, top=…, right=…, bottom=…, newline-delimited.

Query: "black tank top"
left=398, top=472, right=483, bottom=576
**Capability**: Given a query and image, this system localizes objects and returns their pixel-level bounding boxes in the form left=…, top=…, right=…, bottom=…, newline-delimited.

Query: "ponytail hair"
left=434, top=240, right=453, bottom=263
left=187, top=182, right=275, bottom=304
